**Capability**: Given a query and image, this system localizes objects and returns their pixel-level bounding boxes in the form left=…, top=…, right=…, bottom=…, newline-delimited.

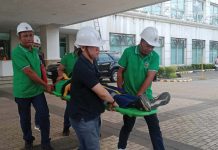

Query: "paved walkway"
left=0, top=71, right=218, bottom=150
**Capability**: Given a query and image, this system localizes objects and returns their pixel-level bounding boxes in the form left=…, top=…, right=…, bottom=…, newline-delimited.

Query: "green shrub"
left=177, top=66, right=193, bottom=72
left=157, top=64, right=214, bottom=79
left=203, top=64, right=215, bottom=69
left=157, top=67, right=165, bottom=78
left=165, top=66, right=177, bottom=73
left=192, top=64, right=215, bottom=70
left=191, top=64, right=201, bottom=70
left=165, top=66, right=177, bottom=78
left=168, top=73, right=177, bottom=79
left=157, top=66, right=177, bottom=79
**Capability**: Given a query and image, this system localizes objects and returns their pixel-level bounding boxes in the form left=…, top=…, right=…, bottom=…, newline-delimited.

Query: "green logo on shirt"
left=144, top=62, right=149, bottom=68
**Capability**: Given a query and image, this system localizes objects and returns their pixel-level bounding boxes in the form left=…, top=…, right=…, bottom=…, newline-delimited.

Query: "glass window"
left=0, top=33, right=10, bottom=60
left=171, top=38, right=185, bottom=65
left=154, top=37, right=164, bottom=65
left=192, top=40, right=205, bottom=64
left=210, top=3, right=218, bottom=25
left=60, top=37, right=67, bottom=58
left=171, top=0, right=177, bottom=8
left=209, top=41, right=218, bottom=63
left=110, top=33, right=135, bottom=53
left=98, top=53, right=113, bottom=62
left=171, top=0, right=185, bottom=19
left=142, top=3, right=162, bottom=15
left=193, top=0, right=204, bottom=22
left=178, top=0, right=185, bottom=10
left=143, top=7, right=152, bottom=13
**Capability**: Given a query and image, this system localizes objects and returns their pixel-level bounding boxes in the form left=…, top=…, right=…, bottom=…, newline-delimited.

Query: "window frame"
left=109, top=32, right=136, bottom=53
left=209, top=40, right=218, bottom=63
left=192, top=39, right=205, bottom=64
left=210, top=3, right=218, bottom=25
left=170, top=37, right=186, bottom=65
left=171, top=0, right=185, bottom=19
left=193, top=0, right=204, bottom=22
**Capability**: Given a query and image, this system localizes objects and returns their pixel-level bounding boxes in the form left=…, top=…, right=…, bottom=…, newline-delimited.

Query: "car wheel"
left=110, top=69, right=118, bottom=82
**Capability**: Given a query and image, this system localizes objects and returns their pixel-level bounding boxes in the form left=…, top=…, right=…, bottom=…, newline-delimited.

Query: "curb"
left=158, top=78, right=192, bottom=82
left=176, top=71, right=193, bottom=74
left=177, top=69, right=215, bottom=74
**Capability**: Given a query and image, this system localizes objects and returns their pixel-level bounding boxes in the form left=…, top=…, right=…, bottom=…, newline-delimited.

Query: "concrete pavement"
left=0, top=71, right=218, bottom=150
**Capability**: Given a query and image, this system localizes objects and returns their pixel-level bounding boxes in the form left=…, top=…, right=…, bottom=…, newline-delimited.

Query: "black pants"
left=118, top=114, right=165, bottom=150
left=15, top=93, right=51, bottom=145
left=64, top=101, right=71, bottom=128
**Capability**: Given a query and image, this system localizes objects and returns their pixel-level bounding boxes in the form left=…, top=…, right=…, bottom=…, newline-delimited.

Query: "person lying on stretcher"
left=56, top=75, right=170, bottom=111
left=103, top=85, right=170, bottom=111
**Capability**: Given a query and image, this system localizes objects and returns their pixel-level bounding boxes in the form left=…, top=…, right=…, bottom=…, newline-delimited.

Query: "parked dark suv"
left=97, top=52, right=120, bottom=82
left=46, top=51, right=121, bottom=83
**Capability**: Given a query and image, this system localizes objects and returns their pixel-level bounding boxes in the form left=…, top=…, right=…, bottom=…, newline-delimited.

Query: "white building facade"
left=1, top=0, right=218, bottom=76
left=64, top=0, right=218, bottom=66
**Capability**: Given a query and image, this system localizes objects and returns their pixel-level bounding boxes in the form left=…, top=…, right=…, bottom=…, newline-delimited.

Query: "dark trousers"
left=118, top=114, right=165, bottom=150
left=15, top=93, right=51, bottom=145
left=35, top=112, right=40, bottom=126
left=64, top=101, right=71, bottom=128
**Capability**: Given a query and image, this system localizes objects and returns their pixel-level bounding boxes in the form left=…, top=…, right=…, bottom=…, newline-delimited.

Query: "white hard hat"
left=17, top=22, right=33, bottom=35
left=140, top=27, right=160, bottom=47
left=34, top=35, right=41, bottom=44
left=74, top=26, right=104, bottom=48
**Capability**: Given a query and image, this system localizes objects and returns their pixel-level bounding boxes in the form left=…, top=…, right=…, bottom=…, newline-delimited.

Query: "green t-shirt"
left=12, top=44, right=44, bottom=98
left=60, top=53, right=78, bottom=76
left=118, top=45, right=159, bottom=99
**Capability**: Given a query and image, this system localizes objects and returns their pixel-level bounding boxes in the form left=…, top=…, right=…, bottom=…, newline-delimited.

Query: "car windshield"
left=108, top=53, right=121, bottom=61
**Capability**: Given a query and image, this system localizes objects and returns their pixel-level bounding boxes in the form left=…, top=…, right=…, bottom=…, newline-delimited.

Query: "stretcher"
left=52, top=79, right=157, bottom=117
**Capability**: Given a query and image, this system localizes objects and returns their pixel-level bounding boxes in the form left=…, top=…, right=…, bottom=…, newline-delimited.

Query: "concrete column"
left=0, top=61, right=13, bottom=76
left=40, top=25, right=60, bottom=65
left=164, top=24, right=171, bottom=66
left=1, top=30, right=19, bottom=76
left=185, top=0, right=193, bottom=21
left=186, top=38, right=192, bottom=65
left=204, top=0, right=211, bottom=24
left=164, top=35, right=171, bottom=66
left=10, top=31, right=19, bottom=50
left=100, top=17, right=110, bottom=50
left=68, top=34, right=75, bottom=52
left=205, top=40, right=210, bottom=63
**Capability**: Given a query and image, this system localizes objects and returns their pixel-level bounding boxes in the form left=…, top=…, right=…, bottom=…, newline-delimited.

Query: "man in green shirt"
left=117, top=27, right=165, bottom=150
left=56, top=51, right=78, bottom=136
left=12, top=22, right=53, bottom=150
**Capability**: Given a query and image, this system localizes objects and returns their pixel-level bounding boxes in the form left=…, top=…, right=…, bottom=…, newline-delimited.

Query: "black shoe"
left=41, top=144, right=54, bottom=150
left=24, top=136, right=35, bottom=150
left=24, top=142, right=33, bottom=150
left=138, top=95, right=151, bottom=111
left=150, top=92, right=171, bottom=109
left=62, top=127, right=70, bottom=136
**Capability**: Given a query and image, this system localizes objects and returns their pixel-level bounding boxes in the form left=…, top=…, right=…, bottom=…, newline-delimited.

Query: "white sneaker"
left=150, top=92, right=171, bottom=109
left=138, top=94, right=151, bottom=111
left=34, top=125, right=40, bottom=131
